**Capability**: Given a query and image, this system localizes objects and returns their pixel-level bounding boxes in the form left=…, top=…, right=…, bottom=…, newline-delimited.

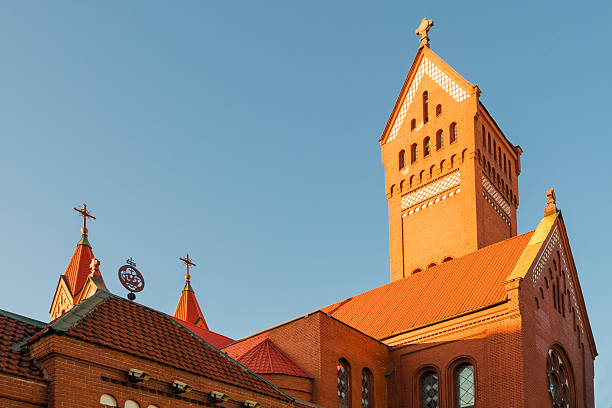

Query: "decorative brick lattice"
left=532, top=227, right=585, bottom=333
left=386, top=56, right=471, bottom=143
left=481, top=175, right=511, bottom=217
left=401, top=171, right=460, bottom=210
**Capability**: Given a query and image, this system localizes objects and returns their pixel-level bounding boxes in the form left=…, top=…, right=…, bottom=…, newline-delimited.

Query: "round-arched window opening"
left=547, top=347, right=574, bottom=408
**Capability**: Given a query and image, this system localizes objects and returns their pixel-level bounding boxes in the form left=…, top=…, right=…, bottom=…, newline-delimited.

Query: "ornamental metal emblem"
left=118, top=257, right=145, bottom=301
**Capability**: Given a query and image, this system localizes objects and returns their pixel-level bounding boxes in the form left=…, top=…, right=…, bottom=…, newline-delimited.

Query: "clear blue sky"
left=0, top=1, right=610, bottom=404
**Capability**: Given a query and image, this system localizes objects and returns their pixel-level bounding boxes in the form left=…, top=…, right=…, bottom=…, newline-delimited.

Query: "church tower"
left=381, top=20, right=522, bottom=282
left=50, top=204, right=106, bottom=319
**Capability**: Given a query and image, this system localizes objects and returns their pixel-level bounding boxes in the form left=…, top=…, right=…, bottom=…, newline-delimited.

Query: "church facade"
left=0, top=20, right=596, bottom=408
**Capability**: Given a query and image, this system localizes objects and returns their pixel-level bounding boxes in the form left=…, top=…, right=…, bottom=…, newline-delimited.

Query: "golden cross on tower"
left=415, top=18, right=434, bottom=48
left=74, top=203, right=96, bottom=233
left=179, top=253, right=196, bottom=283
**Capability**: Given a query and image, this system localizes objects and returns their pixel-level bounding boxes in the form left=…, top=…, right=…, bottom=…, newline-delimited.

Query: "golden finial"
left=415, top=18, right=434, bottom=48
left=179, top=253, right=196, bottom=291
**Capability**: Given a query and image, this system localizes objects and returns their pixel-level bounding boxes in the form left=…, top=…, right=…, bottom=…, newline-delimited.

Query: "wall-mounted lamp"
left=128, top=368, right=151, bottom=383
left=210, top=391, right=231, bottom=403
left=172, top=380, right=193, bottom=393
left=243, top=400, right=261, bottom=408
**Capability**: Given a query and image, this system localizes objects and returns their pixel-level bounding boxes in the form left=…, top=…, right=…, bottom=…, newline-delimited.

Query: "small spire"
left=544, top=188, right=558, bottom=216
left=179, top=253, right=196, bottom=291
left=415, top=18, right=434, bottom=48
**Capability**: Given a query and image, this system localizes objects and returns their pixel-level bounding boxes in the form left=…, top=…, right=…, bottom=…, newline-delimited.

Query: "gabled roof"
left=320, top=231, right=534, bottom=340
left=27, top=290, right=291, bottom=401
left=379, top=46, right=476, bottom=145
left=63, top=232, right=103, bottom=296
left=236, top=338, right=310, bottom=378
left=0, top=309, right=46, bottom=380
left=173, top=284, right=208, bottom=330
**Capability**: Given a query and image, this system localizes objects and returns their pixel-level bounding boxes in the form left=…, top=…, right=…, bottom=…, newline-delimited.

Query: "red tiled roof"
left=173, top=286, right=208, bottom=330
left=63, top=234, right=104, bottom=296
left=0, top=311, right=46, bottom=380
left=320, top=231, right=534, bottom=339
left=172, top=317, right=234, bottom=349
left=30, top=292, right=289, bottom=400
left=237, top=339, right=310, bottom=378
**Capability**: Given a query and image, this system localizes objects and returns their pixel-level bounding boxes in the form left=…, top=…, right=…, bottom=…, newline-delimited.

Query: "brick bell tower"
left=381, top=19, right=523, bottom=282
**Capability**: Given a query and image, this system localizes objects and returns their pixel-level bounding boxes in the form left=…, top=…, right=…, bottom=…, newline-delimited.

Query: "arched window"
left=454, top=363, right=475, bottom=408
left=442, top=256, right=453, bottom=262
left=547, top=346, right=574, bottom=407
left=487, top=133, right=491, bottom=153
left=411, top=119, right=417, bottom=130
left=427, top=263, right=437, bottom=268
left=100, top=394, right=118, bottom=408
left=124, top=401, right=140, bottom=408
left=361, top=368, right=373, bottom=408
left=413, top=268, right=422, bottom=274
left=436, top=104, right=442, bottom=116
left=449, top=123, right=457, bottom=143
left=421, top=371, right=439, bottom=408
left=498, top=147, right=501, bottom=164
left=338, top=359, right=351, bottom=408
left=481, top=125, right=486, bottom=146
left=399, top=150, right=406, bottom=170
left=423, top=137, right=431, bottom=157
left=503, top=154, right=507, bottom=173
left=493, top=140, right=497, bottom=160
left=436, top=130, right=443, bottom=150
left=423, top=92, right=429, bottom=123
left=411, top=144, right=418, bottom=163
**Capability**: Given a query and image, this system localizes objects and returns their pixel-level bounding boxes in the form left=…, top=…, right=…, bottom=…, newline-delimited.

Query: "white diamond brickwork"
left=481, top=175, right=511, bottom=217
left=401, top=171, right=460, bottom=210
left=531, top=227, right=585, bottom=334
left=386, top=56, right=471, bottom=144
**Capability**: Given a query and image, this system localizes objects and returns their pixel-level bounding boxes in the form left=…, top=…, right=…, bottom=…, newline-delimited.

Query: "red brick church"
left=0, top=19, right=596, bottom=408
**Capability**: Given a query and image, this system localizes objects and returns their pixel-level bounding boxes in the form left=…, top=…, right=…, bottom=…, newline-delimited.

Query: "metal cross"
left=74, top=203, right=96, bottom=229
left=415, top=18, right=434, bottom=48
left=179, top=253, right=196, bottom=278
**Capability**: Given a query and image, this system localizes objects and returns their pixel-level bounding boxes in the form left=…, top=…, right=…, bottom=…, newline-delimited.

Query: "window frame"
left=338, top=358, right=352, bottom=408
left=361, top=368, right=374, bottom=408
left=447, top=357, right=477, bottom=408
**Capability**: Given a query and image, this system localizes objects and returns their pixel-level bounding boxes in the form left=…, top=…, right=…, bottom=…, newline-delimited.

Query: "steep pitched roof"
left=237, top=339, right=310, bottom=378
left=63, top=232, right=104, bottom=296
left=173, top=284, right=208, bottom=330
left=0, top=309, right=46, bottom=380
left=320, top=231, right=534, bottom=340
left=27, top=290, right=290, bottom=401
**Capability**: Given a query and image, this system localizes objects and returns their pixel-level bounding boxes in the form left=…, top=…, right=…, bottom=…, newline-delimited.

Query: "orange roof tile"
left=0, top=310, right=46, bottom=380
left=63, top=234, right=104, bottom=296
left=173, top=285, right=209, bottom=330
left=237, top=339, right=310, bottom=378
left=28, top=292, right=291, bottom=401
left=320, top=231, right=534, bottom=339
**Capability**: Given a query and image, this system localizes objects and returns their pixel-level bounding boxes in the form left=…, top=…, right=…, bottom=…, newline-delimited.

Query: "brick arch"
left=414, top=364, right=441, bottom=408
left=100, top=394, right=118, bottom=408
left=446, top=355, right=478, bottom=407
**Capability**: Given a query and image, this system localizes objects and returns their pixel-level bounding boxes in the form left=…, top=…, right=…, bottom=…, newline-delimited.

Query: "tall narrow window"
left=423, top=91, right=429, bottom=123
left=493, top=140, right=497, bottom=160
left=436, top=104, right=442, bottom=116
left=423, top=137, right=431, bottom=157
left=411, top=119, right=417, bottom=130
left=498, top=147, right=501, bottom=164
left=338, top=359, right=351, bottom=408
left=421, top=371, right=439, bottom=408
left=455, top=364, right=475, bottom=408
left=487, top=133, right=491, bottom=153
left=450, top=123, right=457, bottom=143
left=436, top=130, right=443, bottom=150
left=361, top=368, right=373, bottom=408
left=503, top=154, right=507, bottom=173
left=399, top=150, right=406, bottom=170
left=411, top=144, right=418, bottom=163
left=481, top=125, right=486, bottom=146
